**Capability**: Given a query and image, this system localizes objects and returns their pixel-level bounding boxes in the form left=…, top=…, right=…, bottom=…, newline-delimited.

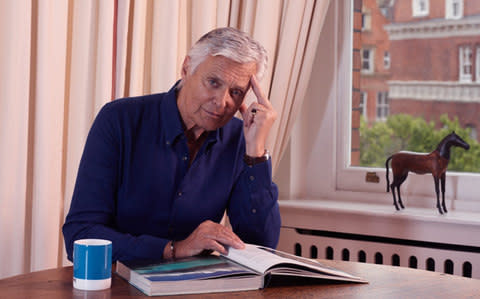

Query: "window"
left=337, top=0, right=480, bottom=208
left=280, top=1, right=480, bottom=217
left=384, top=51, right=390, bottom=69
left=466, top=124, right=477, bottom=141
left=412, top=0, right=429, bottom=17
left=446, top=0, right=463, bottom=20
left=376, top=92, right=389, bottom=121
left=361, top=11, right=371, bottom=31
left=459, top=46, right=472, bottom=82
left=476, top=47, right=480, bottom=82
left=361, top=48, right=374, bottom=73
left=360, top=91, right=367, bottom=119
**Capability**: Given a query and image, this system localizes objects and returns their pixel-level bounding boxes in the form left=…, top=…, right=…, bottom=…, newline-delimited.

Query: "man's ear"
left=181, top=56, right=191, bottom=80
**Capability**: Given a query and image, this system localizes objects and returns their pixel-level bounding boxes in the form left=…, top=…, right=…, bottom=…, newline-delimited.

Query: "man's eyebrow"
left=233, top=82, right=250, bottom=93
left=204, top=74, right=223, bottom=84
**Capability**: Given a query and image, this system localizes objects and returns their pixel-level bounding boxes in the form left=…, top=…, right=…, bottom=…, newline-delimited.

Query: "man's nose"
left=213, top=89, right=230, bottom=108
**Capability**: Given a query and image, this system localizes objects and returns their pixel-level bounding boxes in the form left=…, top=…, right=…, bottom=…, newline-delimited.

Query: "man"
left=63, top=27, right=281, bottom=262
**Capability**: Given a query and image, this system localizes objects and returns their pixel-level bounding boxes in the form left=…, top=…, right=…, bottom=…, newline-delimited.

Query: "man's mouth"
left=203, top=108, right=222, bottom=120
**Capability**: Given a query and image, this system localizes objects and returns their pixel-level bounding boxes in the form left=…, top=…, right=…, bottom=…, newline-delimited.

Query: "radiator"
left=278, top=226, right=480, bottom=278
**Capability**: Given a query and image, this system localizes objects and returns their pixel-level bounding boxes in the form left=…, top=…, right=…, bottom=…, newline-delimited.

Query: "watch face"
left=261, top=150, right=270, bottom=162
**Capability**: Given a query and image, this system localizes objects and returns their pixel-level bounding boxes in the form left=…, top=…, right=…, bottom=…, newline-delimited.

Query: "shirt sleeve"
left=62, top=103, right=168, bottom=262
left=227, top=159, right=281, bottom=248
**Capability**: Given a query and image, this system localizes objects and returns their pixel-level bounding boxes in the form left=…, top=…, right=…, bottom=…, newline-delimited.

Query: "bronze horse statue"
left=385, top=132, right=470, bottom=214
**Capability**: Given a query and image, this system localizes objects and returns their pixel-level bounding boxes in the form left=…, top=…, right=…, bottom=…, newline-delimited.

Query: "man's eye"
left=208, top=79, right=219, bottom=87
left=231, top=89, right=243, bottom=98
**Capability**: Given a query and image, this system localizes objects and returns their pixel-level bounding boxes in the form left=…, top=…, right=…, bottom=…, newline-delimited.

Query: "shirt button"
left=178, top=191, right=183, bottom=196
left=166, top=141, right=170, bottom=145
left=249, top=176, right=255, bottom=181
left=252, top=208, right=257, bottom=214
left=183, top=156, right=188, bottom=161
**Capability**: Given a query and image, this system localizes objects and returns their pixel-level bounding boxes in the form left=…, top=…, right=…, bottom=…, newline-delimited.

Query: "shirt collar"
left=161, top=81, right=220, bottom=148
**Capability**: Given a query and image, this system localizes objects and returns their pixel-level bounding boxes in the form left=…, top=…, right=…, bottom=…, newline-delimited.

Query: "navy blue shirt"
left=62, top=83, right=281, bottom=262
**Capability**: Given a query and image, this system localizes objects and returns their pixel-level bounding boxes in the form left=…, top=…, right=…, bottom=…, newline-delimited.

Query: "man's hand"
left=239, top=75, right=277, bottom=157
left=165, top=220, right=245, bottom=259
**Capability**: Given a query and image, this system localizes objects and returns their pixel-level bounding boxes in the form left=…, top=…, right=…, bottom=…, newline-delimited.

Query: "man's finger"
left=239, top=104, right=251, bottom=126
left=250, top=75, right=269, bottom=106
left=239, top=103, right=248, bottom=120
left=207, top=226, right=245, bottom=249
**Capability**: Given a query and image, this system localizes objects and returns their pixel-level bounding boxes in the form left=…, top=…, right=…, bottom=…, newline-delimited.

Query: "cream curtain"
left=0, top=0, right=330, bottom=279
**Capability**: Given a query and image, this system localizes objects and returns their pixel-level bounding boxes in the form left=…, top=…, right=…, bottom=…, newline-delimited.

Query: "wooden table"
left=1, top=260, right=479, bottom=298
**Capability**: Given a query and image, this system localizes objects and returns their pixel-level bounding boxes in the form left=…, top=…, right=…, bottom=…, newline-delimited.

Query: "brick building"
left=352, top=0, right=480, bottom=164
left=359, top=0, right=392, bottom=126
left=384, top=0, right=480, bottom=139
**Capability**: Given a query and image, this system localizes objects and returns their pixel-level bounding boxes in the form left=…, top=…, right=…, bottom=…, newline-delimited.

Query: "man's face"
left=177, top=55, right=257, bottom=132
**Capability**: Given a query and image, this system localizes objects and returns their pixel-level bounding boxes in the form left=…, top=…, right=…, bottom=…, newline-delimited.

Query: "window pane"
left=352, top=0, right=480, bottom=173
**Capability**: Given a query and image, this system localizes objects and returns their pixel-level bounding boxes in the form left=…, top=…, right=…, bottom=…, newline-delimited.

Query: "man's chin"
left=203, top=120, right=228, bottom=131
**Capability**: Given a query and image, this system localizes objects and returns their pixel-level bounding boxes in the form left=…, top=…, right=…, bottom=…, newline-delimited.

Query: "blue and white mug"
left=73, top=239, right=112, bottom=290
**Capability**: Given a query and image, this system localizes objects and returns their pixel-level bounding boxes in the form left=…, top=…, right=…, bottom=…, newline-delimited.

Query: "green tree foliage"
left=359, top=114, right=480, bottom=172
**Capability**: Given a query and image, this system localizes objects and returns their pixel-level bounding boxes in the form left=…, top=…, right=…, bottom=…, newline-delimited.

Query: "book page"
left=225, top=244, right=364, bottom=281
left=224, top=244, right=286, bottom=273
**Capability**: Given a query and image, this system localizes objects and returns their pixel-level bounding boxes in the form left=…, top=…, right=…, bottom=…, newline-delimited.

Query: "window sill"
left=278, top=198, right=480, bottom=247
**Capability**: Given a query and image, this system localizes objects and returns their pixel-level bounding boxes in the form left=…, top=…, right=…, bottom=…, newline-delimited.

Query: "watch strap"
left=244, top=150, right=271, bottom=166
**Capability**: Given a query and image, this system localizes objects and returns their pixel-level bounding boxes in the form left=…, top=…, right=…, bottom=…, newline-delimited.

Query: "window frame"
left=360, top=91, right=367, bottom=119
left=361, top=10, right=371, bottom=31
left=412, top=0, right=429, bottom=17
left=384, top=51, right=390, bottom=70
left=445, top=0, right=463, bottom=20
left=459, top=45, right=473, bottom=82
left=333, top=0, right=480, bottom=211
left=476, top=47, right=480, bottom=83
left=361, top=48, right=374, bottom=73
left=466, top=124, right=477, bottom=140
left=376, top=91, right=389, bottom=121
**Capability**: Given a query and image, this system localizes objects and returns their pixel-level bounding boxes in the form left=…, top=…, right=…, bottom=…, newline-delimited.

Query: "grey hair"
left=186, top=27, right=268, bottom=81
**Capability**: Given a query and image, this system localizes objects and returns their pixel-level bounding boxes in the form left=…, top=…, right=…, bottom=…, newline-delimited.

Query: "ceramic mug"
left=73, top=239, right=112, bottom=290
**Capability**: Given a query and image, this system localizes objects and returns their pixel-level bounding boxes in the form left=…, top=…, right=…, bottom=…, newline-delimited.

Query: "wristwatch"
left=244, top=149, right=271, bottom=166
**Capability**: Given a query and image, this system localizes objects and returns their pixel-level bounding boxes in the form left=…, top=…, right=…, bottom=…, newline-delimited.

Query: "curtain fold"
left=0, top=0, right=331, bottom=279
left=29, top=0, right=69, bottom=272
left=0, top=0, right=32, bottom=279
left=267, top=0, right=331, bottom=173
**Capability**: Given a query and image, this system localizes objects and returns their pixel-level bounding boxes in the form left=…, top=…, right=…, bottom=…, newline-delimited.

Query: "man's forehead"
left=203, top=56, right=256, bottom=86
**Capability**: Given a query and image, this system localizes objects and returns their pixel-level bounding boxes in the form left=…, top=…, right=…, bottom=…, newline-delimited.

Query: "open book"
left=116, top=243, right=367, bottom=296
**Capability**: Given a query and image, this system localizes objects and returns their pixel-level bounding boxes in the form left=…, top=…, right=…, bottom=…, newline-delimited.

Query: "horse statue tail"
left=385, top=155, right=393, bottom=192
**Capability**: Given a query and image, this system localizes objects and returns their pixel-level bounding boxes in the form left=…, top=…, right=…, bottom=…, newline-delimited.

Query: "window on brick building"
left=476, top=47, right=480, bottom=82
left=446, top=0, right=463, bottom=20
left=361, top=48, right=374, bottom=73
left=362, top=11, right=371, bottom=31
left=459, top=46, right=472, bottom=82
left=412, top=0, right=429, bottom=17
left=360, top=91, right=367, bottom=119
left=376, top=92, right=389, bottom=121
left=466, top=124, right=477, bottom=141
left=384, top=51, right=390, bottom=69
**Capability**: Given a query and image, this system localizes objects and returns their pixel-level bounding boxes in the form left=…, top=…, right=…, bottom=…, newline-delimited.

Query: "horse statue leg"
left=391, top=174, right=407, bottom=211
left=440, top=173, right=447, bottom=213
left=396, top=174, right=407, bottom=209
left=433, top=176, right=443, bottom=214
left=390, top=179, right=400, bottom=211
left=391, top=185, right=400, bottom=210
